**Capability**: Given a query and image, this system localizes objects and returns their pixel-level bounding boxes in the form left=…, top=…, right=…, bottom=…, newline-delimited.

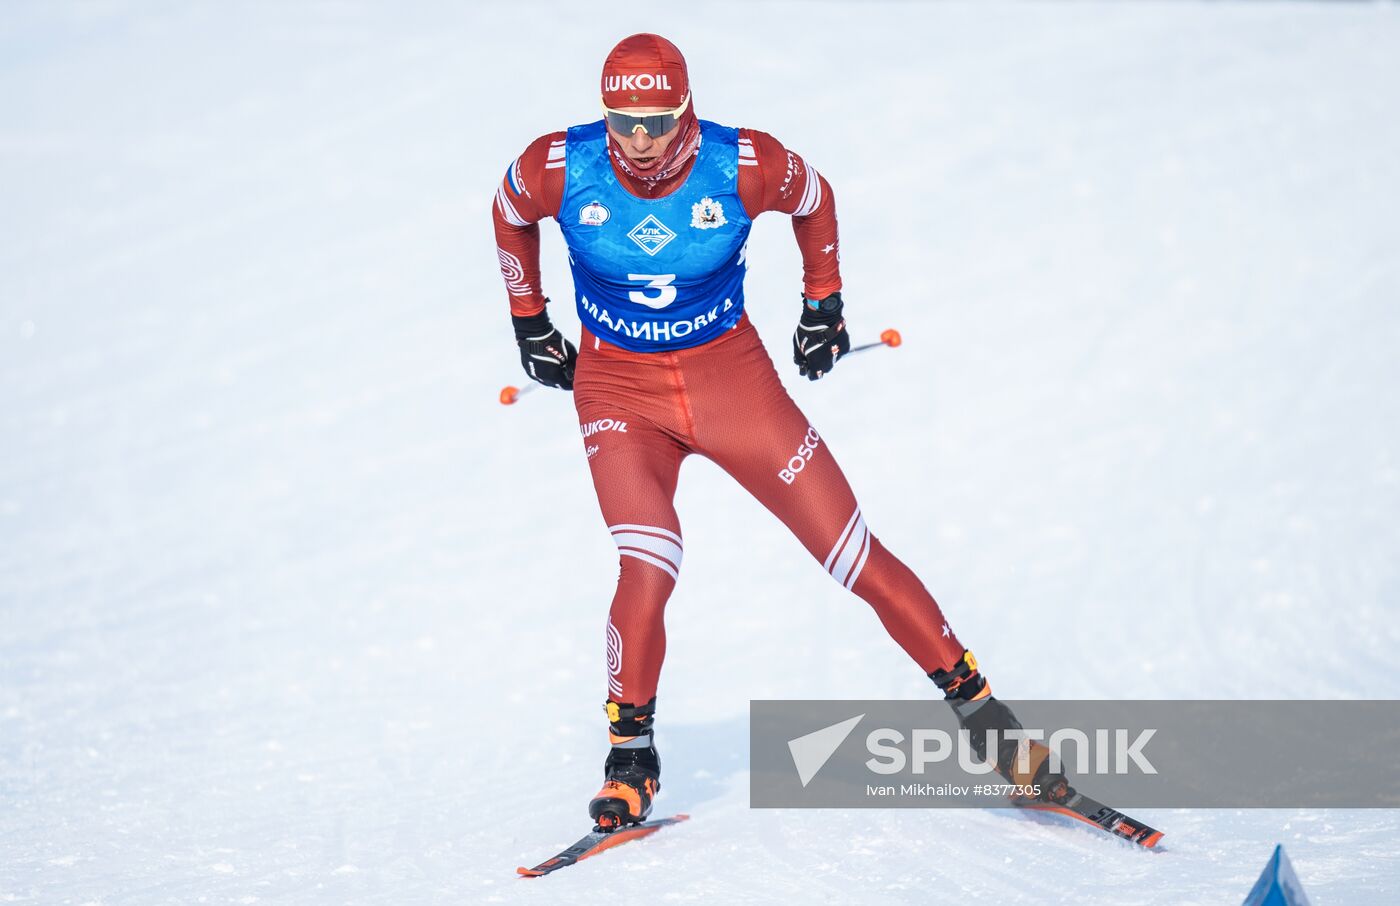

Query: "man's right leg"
left=575, top=398, right=688, bottom=826
left=583, top=418, right=686, bottom=720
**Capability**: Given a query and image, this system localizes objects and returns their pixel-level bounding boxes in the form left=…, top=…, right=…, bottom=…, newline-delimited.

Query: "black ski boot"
left=588, top=698, right=661, bottom=830
left=931, top=650, right=1072, bottom=804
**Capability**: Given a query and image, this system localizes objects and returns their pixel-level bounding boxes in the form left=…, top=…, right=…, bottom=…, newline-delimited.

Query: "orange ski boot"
left=931, top=649, right=1071, bottom=804
left=589, top=698, right=661, bottom=830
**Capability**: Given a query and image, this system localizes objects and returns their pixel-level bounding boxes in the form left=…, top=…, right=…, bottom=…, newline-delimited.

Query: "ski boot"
left=931, top=650, right=1072, bottom=805
left=588, top=698, right=661, bottom=830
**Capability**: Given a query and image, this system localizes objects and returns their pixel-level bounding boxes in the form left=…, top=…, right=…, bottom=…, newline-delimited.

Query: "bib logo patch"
left=627, top=214, right=676, bottom=256
left=578, top=201, right=610, bottom=226
left=690, top=196, right=726, bottom=230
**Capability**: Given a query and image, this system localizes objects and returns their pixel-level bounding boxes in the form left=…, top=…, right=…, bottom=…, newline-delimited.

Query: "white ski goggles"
left=601, top=94, right=691, bottom=137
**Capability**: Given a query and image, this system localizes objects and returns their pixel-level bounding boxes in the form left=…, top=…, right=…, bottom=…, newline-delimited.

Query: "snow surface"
left=3, top=1, right=1399, bottom=902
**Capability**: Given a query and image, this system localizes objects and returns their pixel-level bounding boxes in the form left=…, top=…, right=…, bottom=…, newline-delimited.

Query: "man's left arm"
left=738, top=129, right=850, bottom=380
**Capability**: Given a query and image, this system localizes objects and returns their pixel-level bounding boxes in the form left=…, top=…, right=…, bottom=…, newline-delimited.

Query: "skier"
left=492, top=34, right=1062, bottom=829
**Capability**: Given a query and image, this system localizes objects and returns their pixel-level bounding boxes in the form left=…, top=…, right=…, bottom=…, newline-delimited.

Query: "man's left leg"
left=682, top=327, right=1065, bottom=795
left=682, top=330, right=967, bottom=679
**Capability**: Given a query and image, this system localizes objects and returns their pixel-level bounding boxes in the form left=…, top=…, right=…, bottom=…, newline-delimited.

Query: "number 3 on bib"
left=627, top=274, right=677, bottom=310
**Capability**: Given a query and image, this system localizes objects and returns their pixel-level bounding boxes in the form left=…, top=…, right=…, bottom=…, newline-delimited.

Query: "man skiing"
left=493, top=34, right=1064, bottom=831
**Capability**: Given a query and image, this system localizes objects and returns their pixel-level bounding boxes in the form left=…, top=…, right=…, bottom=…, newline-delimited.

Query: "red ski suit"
left=494, top=129, right=966, bottom=706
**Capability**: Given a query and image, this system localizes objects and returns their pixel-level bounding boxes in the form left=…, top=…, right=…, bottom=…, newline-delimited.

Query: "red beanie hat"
left=601, top=33, right=690, bottom=109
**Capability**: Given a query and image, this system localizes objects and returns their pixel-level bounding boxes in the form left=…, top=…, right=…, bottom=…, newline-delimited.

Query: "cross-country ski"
left=516, top=814, right=690, bottom=878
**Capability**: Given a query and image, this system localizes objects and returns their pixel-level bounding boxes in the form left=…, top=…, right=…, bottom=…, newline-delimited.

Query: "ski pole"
left=500, top=328, right=901, bottom=405
left=847, top=328, right=902, bottom=356
left=499, top=383, right=539, bottom=406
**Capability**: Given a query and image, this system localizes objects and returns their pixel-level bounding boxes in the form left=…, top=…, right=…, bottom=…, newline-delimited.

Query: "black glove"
left=792, top=291, right=850, bottom=381
left=513, top=305, right=577, bottom=390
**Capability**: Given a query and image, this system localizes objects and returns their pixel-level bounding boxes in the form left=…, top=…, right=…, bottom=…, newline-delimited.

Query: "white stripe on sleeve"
left=793, top=164, right=824, bottom=217
left=495, top=185, right=529, bottom=226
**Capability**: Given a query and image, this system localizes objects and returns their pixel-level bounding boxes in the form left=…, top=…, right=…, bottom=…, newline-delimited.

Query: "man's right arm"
left=492, top=132, right=567, bottom=317
left=493, top=132, right=577, bottom=389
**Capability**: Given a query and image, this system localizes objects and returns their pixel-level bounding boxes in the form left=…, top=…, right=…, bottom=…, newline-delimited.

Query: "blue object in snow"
left=1242, top=844, right=1311, bottom=906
